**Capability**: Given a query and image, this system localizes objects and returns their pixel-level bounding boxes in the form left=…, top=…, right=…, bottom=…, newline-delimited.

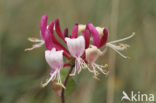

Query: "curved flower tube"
left=71, top=24, right=78, bottom=38
left=87, top=24, right=101, bottom=47
left=86, top=24, right=108, bottom=48
left=40, top=14, right=48, bottom=40
left=55, top=19, right=65, bottom=42
left=25, top=14, right=70, bottom=60
left=82, top=29, right=90, bottom=49
left=99, top=28, right=108, bottom=47
left=47, top=21, right=70, bottom=58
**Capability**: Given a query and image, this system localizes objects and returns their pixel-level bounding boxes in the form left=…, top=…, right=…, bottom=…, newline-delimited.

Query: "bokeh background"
left=0, top=0, right=156, bottom=103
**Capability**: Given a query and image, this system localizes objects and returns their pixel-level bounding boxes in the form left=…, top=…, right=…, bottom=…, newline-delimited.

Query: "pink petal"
left=55, top=19, right=65, bottom=41
left=48, top=21, right=54, bottom=34
left=87, top=24, right=100, bottom=47
left=45, top=49, right=64, bottom=69
left=44, top=30, right=70, bottom=60
left=82, top=30, right=90, bottom=49
left=99, top=28, right=108, bottom=47
left=48, top=22, right=70, bottom=56
left=71, top=24, right=78, bottom=38
left=44, top=30, right=54, bottom=50
left=40, top=14, right=48, bottom=40
left=65, top=36, right=85, bottom=58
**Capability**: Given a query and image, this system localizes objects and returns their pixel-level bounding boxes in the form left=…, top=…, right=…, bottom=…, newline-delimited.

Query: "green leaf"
left=60, top=67, right=69, bottom=81
left=65, top=77, right=76, bottom=96
left=60, top=67, right=76, bottom=96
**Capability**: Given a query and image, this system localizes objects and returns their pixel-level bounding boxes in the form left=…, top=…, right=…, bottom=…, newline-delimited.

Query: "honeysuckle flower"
left=106, top=32, right=135, bottom=59
left=85, top=23, right=135, bottom=78
left=26, top=14, right=135, bottom=90
left=79, top=24, right=109, bottom=77
left=65, top=36, right=89, bottom=76
left=86, top=45, right=108, bottom=79
left=41, top=48, right=65, bottom=88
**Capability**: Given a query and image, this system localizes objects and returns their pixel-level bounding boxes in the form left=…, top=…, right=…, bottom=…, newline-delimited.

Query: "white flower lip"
left=45, top=48, right=64, bottom=69
left=65, top=36, right=88, bottom=76
left=65, top=36, right=85, bottom=58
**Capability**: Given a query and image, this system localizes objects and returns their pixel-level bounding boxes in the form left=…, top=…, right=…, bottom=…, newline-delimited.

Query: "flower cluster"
left=26, top=14, right=134, bottom=88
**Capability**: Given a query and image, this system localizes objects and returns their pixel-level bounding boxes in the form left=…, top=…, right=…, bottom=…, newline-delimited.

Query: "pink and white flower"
left=84, top=24, right=109, bottom=78
left=86, top=45, right=108, bottom=79
left=42, top=48, right=65, bottom=88
left=65, top=36, right=89, bottom=76
left=26, top=14, right=134, bottom=87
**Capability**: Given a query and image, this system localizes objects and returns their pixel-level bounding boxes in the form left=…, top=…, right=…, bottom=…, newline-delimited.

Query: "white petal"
left=45, top=48, right=64, bottom=69
left=65, top=36, right=85, bottom=58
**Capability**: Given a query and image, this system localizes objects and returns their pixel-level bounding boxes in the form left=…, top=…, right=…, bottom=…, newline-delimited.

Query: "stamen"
left=56, top=71, right=66, bottom=89
left=28, top=37, right=42, bottom=42
left=70, top=57, right=91, bottom=76
left=41, top=74, right=55, bottom=88
left=56, top=83, right=66, bottom=89
left=92, top=65, right=100, bottom=80
left=70, top=63, right=77, bottom=76
left=25, top=37, right=44, bottom=51
left=78, top=68, right=82, bottom=74
left=88, top=64, right=94, bottom=72
left=70, top=73, right=76, bottom=76
left=41, top=70, right=58, bottom=88
left=106, top=33, right=135, bottom=58
left=109, top=46, right=128, bottom=58
left=88, top=63, right=108, bottom=79
left=92, top=65, right=100, bottom=76
left=79, top=58, right=92, bottom=73
left=108, top=32, right=135, bottom=44
left=106, top=43, right=128, bottom=51
left=93, top=63, right=107, bottom=75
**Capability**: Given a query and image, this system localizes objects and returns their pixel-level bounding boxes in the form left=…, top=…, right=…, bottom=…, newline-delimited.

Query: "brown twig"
left=61, top=65, right=75, bottom=103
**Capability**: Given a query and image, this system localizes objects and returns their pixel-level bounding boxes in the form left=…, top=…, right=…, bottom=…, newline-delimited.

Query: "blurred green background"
left=0, top=0, right=156, bottom=103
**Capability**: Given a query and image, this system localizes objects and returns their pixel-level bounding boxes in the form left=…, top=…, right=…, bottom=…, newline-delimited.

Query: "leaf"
left=61, top=67, right=76, bottom=96
left=65, top=77, right=76, bottom=96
